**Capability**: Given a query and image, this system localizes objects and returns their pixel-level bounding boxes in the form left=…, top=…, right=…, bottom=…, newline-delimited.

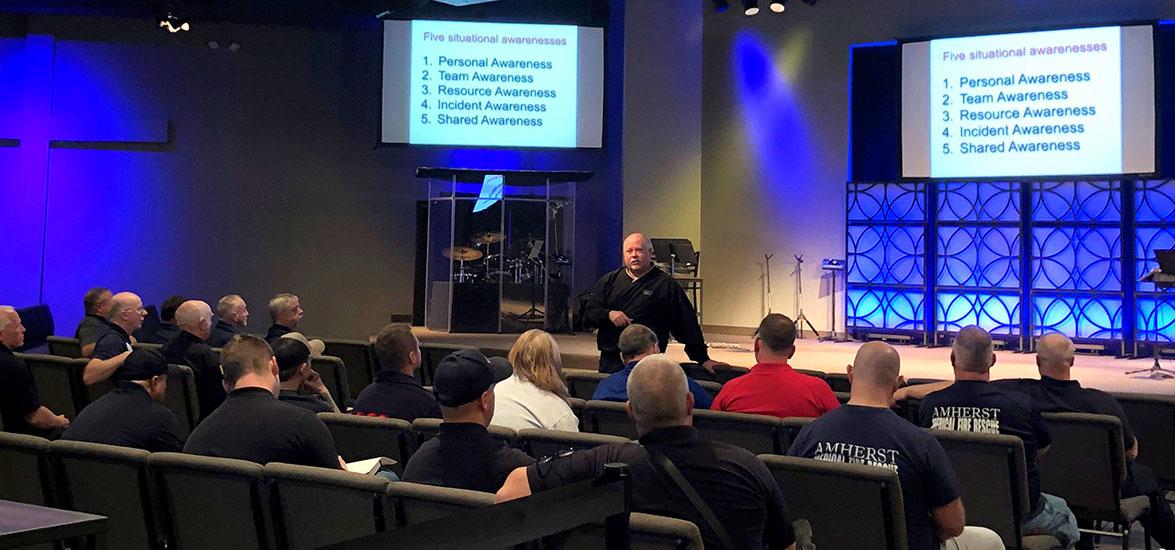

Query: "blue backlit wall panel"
left=937, top=226, right=1020, bottom=289
left=846, top=182, right=927, bottom=336
left=936, top=292, right=1020, bottom=335
left=847, top=288, right=925, bottom=332
left=1031, top=227, right=1122, bottom=291
left=937, top=181, right=1020, bottom=223
left=848, top=226, right=925, bottom=285
left=1137, top=298, right=1175, bottom=344
left=1033, top=295, right=1124, bottom=340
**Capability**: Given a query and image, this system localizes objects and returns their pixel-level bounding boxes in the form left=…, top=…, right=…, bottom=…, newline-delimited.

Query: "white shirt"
left=490, top=374, right=579, bottom=432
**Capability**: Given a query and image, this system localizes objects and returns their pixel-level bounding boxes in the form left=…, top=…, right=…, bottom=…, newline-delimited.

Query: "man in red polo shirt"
left=711, top=313, right=839, bottom=418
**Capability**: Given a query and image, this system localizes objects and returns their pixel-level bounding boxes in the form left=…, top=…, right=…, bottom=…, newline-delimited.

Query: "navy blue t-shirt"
left=918, top=380, right=1051, bottom=511
left=789, top=405, right=961, bottom=550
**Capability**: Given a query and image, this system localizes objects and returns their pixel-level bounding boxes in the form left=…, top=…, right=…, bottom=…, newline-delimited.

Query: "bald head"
left=850, top=341, right=902, bottom=390
left=107, top=292, right=146, bottom=332
left=951, top=325, right=995, bottom=375
left=626, top=354, right=691, bottom=435
left=175, top=300, right=213, bottom=340
left=622, top=233, right=653, bottom=276
left=1036, top=333, right=1075, bottom=379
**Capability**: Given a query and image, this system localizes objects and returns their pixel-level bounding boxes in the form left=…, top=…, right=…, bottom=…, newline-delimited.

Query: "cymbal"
left=472, top=231, right=504, bottom=245
left=443, top=246, right=483, bottom=261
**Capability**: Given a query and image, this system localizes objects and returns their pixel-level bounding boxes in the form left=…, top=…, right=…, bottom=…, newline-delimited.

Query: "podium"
left=1131, top=249, right=1175, bottom=379
left=417, top=167, right=591, bottom=333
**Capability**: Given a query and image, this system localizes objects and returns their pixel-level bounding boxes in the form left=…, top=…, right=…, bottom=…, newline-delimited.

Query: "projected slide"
left=902, top=25, right=1155, bottom=178
left=383, top=20, right=603, bottom=148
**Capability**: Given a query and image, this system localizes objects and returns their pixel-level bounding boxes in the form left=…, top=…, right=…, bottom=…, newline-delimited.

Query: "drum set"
left=442, top=231, right=570, bottom=284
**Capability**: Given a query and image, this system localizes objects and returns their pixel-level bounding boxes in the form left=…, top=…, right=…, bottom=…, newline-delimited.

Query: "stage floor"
left=414, top=328, right=1175, bottom=396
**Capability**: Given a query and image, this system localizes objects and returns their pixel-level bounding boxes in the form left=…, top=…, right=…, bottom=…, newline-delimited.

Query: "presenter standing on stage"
left=582, top=233, right=727, bottom=374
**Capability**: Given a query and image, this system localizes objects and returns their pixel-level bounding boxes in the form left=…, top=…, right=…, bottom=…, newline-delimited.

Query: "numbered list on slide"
left=930, top=27, right=1121, bottom=177
left=409, top=21, right=579, bottom=147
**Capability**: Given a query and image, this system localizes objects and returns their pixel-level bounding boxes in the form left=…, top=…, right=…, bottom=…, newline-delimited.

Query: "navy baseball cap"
left=432, top=349, right=512, bottom=407
left=114, top=349, right=169, bottom=381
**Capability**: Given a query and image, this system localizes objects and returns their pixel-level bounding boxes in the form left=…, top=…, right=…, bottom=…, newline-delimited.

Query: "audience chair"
left=567, top=397, right=587, bottom=431
left=47, top=440, right=161, bottom=549
left=834, top=391, right=851, bottom=405
left=418, top=343, right=476, bottom=386
left=1113, top=392, right=1175, bottom=491
left=585, top=400, right=638, bottom=439
left=163, top=364, right=200, bottom=438
left=794, top=368, right=828, bottom=381
left=386, top=480, right=495, bottom=527
left=17, top=353, right=90, bottom=418
left=824, top=372, right=851, bottom=392
left=318, top=413, right=415, bottom=476
left=411, top=418, right=517, bottom=448
left=264, top=462, right=393, bottom=550
left=310, top=355, right=353, bottom=408
left=47, top=336, right=83, bottom=359
left=564, top=370, right=608, bottom=400
left=1038, top=412, right=1150, bottom=549
left=759, top=454, right=907, bottom=550
left=778, top=417, right=815, bottom=447
left=149, top=452, right=273, bottom=550
left=322, top=339, right=378, bottom=402
left=695, top=379, right=722, bottom=399
left=692, top=409, right=788, bottom=455
left=0, top=432, right=54, bottom=506
left=679, top=362, right=749, bottom=384
left=933, top=430, right=1062, bottom=550
left=555, top=512, right=704, bottom=550
left=515, top=428, right=631, bottom=460
left=132, top=342, right=163, bottom=353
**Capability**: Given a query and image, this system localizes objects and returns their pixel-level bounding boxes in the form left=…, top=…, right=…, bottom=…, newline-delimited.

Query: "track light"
left=714, top=0, right=730, bottom=13
left=158, top=9, right=190, bottom=33
left=742, top=0, right=759, bottom=16
left=769, top=1, right=785, bottom=12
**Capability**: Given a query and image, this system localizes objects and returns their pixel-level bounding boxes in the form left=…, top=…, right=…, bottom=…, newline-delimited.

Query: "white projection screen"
left=901, top=24, right=1156, bottom=178
left=381, top=19, right=604, bottom=148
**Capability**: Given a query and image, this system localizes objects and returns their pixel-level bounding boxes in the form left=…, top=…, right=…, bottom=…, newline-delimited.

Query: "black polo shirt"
left=0, top=345, right=51, bottom=437
left=91, top=324, right=133, bottom=360
left=993, top=376, right=1135, bottom=449
left=919, top=380, right=1051, bottom=512
left=352, top=370, right=441, bottom=421
left=403, top=422, right=534, bottom=493
left=581, top=267, right=711, bottom=364
left=278, top=390, right=334, bottom=414
left=528, top=426, right=795, bottom=550
left=184, top=387, right=340, bottom=469
left=151, top=322, right=181, bottom=345
left=74, top=315, right=113, bottom=347
left=789, top=405, right=960, bottom=550
left=162, top=330, right=225, bottom=420
left=267, top=324, right=293, bottom=341
left=207, top=319, right=239, bottom=348
left=61, top=382, right=183, bottom=452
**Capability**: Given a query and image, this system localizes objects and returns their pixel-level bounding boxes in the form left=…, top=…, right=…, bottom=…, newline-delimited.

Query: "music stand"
left=1129, top=249, right=1175, bottom=379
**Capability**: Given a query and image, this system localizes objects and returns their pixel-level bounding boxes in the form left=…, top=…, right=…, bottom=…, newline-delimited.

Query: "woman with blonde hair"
left=490, top=329, right=579, bottom=432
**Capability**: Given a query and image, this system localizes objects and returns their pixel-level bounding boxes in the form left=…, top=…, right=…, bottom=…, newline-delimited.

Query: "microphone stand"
left=765, top=253, right=774, bottom=315
left=793, top=254, right=822, bottom=340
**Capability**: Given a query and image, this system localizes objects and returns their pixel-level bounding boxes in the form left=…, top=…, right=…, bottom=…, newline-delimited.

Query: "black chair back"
left=47, top=440, right=160, bottom=549
left=1038, top=412, right=1126, bottom=523
left=386, top=481, right=495, bottom=526
left=418, top=343, right=476, bottom=386
left=585, top=400, right=637, bottom=439
left=515, top=428, right=630, bottom=460
left=47, top=336, right=83, bottom=359
left=0, top=432, right=53, bottom=506
left=1114, top=392, right=1175, bottom=490
left=18, top=353, right=89, bottom=418
left=319, top=413, right=415, bottom=476
left=264, top=462, right=392, bottom=550
left=679, top=362, right=749, bottom=384
left=149, top=452, right=272, bottom=550
left=565, top=370, right=608, bottom=400
left=824, top=372, right=851, bottom=392
left=310, top=355, right=352, bottom=408
left=933, top=430, right=1033, bottom=548
left=692, top=409, right=787, bottom=455
left=322, top=339, right=378, bottom=401
left=163, top=364, right=200, bottom=437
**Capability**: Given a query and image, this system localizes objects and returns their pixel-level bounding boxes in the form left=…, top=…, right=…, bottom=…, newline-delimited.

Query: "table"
left=0, top=499, right=107, bottom=549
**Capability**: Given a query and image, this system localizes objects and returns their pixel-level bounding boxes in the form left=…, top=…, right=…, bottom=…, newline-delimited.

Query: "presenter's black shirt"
left=0, top=345, right=51, bottom=437
left=352, top=370, right=442, bottom=422
left=403, top=422, right=533, bottom=493
left=918, top=380, right=1051, bottom=511
left=61, top=382, right=183, bottom=452
left=184, top=387, right=340, bottom=469
left=582, top=266, right=710, bottom=364
left=528, top=426, right=795, bottom=550
left=91, top=324, right=133, bottom=360
left=207, top=319, right=238, bottom=348
left=789, top=405, right=960, bottom=550
left=993, top=376, right=1135, bottom=449
left=162, top=330, right=225, bottom=420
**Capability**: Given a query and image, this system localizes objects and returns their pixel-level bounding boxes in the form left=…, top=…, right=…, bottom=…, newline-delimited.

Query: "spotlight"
left=769, top=1, right=785, bottom=12
left=159, top=10, right=190, bottom=33
left=742, top=0, right=759, bottom=15
left=227, top=42, right=241, bottom=52
left=713, top=0, right=730, bottom=13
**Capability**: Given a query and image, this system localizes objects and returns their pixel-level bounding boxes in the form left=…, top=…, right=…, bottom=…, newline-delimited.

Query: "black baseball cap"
left=272, top=337, right=311, bottom=376
left=432, top=349, right=512, bottom=407
left=114, top=349, right=168, bottom=381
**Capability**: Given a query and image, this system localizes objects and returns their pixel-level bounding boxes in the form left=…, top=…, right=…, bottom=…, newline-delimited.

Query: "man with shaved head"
left=789, top=342, right=1003, bottom=550
left=162, top=300, right=225, bottom=419
left=581, top=232, right=725, bottom=374
left=497, top=354, right=796, bottom=549
left=208, top=294, right=249, bottom=348
left=916, top=326, right=1078, bottom=548
left=84, top=291, right=145, bottom=385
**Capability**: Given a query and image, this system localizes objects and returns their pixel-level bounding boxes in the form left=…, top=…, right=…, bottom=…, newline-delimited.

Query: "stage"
left=413, top=328, right=1175, bottom=396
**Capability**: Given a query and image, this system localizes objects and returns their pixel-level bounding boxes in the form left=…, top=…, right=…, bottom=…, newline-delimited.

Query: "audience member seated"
left=61, top=349, right=183, bottom=452
left=490, top=329, right=579, bottom=432
left=147, top=294, right=187, bottom=344
left=403, top=349, right=533, bottom=492
left=913, top=326, right=1079, bottom=548
left=0, top=306, right=70, bottom=436
left=74, top=287, right=113, bottom=357
left=788, top=342, right=1003, bottom=550
left=184, top=334, right=343, bottom=469
left=352, top=324, right=441, bottom=421
left=84, top=292, right=145, bottom=385
left=162, top=300, right=225, bottom=420
left=266, top=293, right=304, bottom=341
left=274, top=335, right=339, bottom=414
left=497, top=355, right=797, bottom=550
left=711, top=314, right=838, bottom=418
left=208, top=294, right=249, bottom=348
left=591, top=323, right=713, bottom=409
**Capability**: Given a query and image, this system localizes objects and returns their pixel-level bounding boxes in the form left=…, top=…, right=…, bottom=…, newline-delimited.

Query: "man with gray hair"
left=590, top=324, right=713, bottom=408
left=74, top=287, right=113, bottom=357
left=1, top=306, right=70, bottom=436
left=266, top=293, right=303, bottom=341
left=85, top=292, right=145, bottom=385
left=208, top=294, right=249, bottom=348
left=916, top=326, right=1079, bottom=548
left=497, top=354, right=796, bottom=550
left=162, top=300, right=225, bottom=419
